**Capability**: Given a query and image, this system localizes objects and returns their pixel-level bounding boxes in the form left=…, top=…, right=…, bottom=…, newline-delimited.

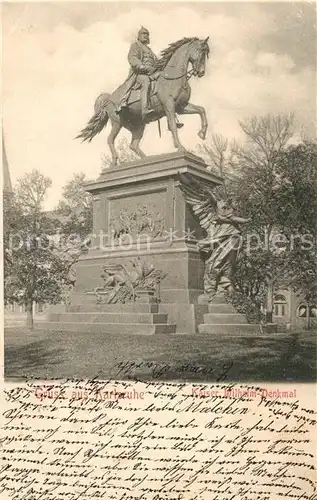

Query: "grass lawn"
left=4, top=326, right=316, bottom=383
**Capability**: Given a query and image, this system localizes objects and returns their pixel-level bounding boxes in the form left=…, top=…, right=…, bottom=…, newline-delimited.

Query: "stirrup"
left=142, top=108, right=155, bottom=119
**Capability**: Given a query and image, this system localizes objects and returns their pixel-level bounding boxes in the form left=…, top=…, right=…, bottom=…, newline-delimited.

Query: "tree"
left=225, top=114, right=295, bottom=322
left=274, top=140, right=316, bottom=234
left=197, top=134, right=228, bottom=176
left=3, top=192, right=21, bottom=301
left=57, top=172, right=93, bottom=239
left=196, top=133, right=233, bottom=200
left=274, top=140, right=317, bottom=310
left=4, top=170, right=74, bottom=329
left=197, top=118, right=316, bottom=326
left=15, top=169, right=52, bottom=215
left=57, top=172, right=92, bottom=214
left=199, top=117, right=296, bottom=322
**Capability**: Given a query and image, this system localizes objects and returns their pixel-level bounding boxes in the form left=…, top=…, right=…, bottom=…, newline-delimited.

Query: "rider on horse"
left=119, top=27, right=183, bottom=127
left=77, top=34, right=209, bottom=164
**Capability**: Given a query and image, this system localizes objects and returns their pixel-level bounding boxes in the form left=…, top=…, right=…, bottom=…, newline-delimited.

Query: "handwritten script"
left=1, top=380, right=316, bottom=500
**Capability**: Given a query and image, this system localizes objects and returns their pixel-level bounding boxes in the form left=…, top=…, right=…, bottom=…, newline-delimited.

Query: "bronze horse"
left=77, top=37, right=210, bottom=166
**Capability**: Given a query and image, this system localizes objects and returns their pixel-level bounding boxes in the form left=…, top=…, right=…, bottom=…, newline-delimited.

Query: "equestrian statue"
left=77, top=27, right=210, bottom=166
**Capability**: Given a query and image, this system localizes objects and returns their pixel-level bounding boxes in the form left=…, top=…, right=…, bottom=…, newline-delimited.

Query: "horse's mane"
left=156, top=37, right=199, bottom=70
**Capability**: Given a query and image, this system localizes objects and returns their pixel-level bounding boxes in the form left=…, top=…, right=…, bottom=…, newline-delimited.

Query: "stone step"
left=67, top=303, right=159, bottom=313
left=209, top=296, right=228, bottom=305
left=198, top=323, right=260, bottom=334
left=39, top=322, right=176, bottom=335
left=208, top=303, right=237, bottom=314
left=203, top=313, right=247, bottom=324
left=48, top=312, right=168, bottom=324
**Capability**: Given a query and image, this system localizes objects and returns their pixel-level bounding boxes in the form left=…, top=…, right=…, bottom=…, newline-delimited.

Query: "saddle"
left=119, top=73, right=160, bottom=109
left=115, top=72, right=184, bottom=128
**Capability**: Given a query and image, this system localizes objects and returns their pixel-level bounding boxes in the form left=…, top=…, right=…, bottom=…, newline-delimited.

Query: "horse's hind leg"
left=107, top=120, right=121, bottom=166
left=130, top=124, right=146, bottom=159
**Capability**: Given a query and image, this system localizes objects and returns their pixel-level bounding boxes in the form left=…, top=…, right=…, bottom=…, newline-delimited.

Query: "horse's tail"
left=76, top=94, right=110, bottom=143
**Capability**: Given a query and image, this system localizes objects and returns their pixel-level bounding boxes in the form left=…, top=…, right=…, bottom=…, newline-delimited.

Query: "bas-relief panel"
left=108, top=189, right=167, bottom=240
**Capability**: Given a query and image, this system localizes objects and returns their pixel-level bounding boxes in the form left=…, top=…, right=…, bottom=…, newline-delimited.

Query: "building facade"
left=273, top=289, right=317, bottom=330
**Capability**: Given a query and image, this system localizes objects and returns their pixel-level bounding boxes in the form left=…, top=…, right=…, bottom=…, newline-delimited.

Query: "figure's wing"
left=178, top=173, right=218, bottom=230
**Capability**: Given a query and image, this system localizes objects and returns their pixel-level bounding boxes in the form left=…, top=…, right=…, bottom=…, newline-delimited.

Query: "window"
left=273, top=294, right=287, bottom=317
left=309, top=306, right=317, bottom=318
left=274, top=303, right=286, bottom=317
left=37, top=302, right=44, bottom=313
left=297, top=304, right=308, bottom=318
left=274, top=294, right=286, bottom=302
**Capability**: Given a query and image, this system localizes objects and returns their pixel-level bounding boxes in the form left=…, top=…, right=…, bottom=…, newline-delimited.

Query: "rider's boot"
left=140, top=82, right=155, bottom=120
left=168, top=116, right=184, bottom=130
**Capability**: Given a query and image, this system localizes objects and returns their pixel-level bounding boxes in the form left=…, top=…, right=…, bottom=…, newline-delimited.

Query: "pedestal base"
left=42, top=292, right=177, bottom=335
left=198, top=296, right=261, bottom=335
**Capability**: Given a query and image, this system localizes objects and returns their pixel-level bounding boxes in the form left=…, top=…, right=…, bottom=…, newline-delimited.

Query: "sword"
left=157, top=119, right=162, bottom=138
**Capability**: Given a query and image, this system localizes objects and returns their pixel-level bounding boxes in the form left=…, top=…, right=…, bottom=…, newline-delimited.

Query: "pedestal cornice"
left=84, top=152, right=223, bottom=193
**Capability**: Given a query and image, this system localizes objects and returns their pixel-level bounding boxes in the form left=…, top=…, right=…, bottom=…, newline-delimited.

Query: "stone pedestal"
left=38, top=151, right=267, bottom=337
left=41, top=152, right=264, bottom=335
left=67, top=152, right=222, bottom=333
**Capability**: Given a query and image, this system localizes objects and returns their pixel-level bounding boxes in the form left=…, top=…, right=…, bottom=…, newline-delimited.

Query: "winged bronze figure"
left=179, top=173, right=249, bottom=301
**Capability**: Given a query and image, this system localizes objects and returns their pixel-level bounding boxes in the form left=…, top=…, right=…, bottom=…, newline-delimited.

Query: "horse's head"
left=188, top=37, right=210, bottom=77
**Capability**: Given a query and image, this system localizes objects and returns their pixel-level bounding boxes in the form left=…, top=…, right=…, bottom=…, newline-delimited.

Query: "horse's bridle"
left=159, top=39, right=209, bottom=81
left=161, top=68, right=195, bottom=81
left=162, top=49, right=208, bottom=81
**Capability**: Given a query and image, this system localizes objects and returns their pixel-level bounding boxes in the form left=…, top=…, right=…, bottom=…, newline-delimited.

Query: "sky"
left=2, top=1, right=316, bottom=209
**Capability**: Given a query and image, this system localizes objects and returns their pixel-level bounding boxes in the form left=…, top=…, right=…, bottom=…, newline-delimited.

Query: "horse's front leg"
left=107, top=120, right=121, bottom=166
left=178, top=102, right=208, bottom=140
left=162, top=98, right=186, bottom=153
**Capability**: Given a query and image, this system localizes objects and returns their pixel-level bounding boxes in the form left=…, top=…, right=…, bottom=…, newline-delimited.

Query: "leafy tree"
left=200, top=116, right=296, bottom=322
left=226, top=114, right=295, bottom=322
left=224, top=119, right=317, bottom=325
left=57, top=172, right=93, bottom=239
left=4, top=170, right=74, bottom=329
left=57, top=172, right=92, bottom=215
left=3, top=192, right=21, bottom=299
left=198, top=118, right=316, bottom=326
left=274, top=140, right=316, bottom=235
left=274, top=141, right=317, bottom=308
left=15, top=169, right=52, bottom=215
